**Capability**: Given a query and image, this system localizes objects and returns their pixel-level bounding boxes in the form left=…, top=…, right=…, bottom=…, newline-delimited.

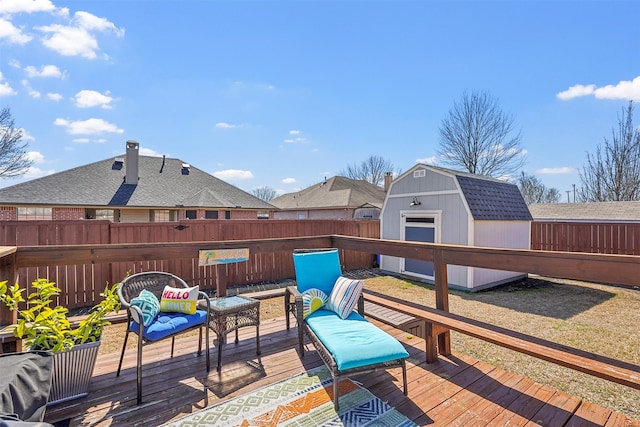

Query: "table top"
left=207, top=295, right=259, bottom=313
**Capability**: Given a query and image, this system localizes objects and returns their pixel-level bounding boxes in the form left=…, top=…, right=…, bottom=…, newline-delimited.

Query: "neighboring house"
left=380, top=164, right=532, bottom=291
left=270, top=176, right=388, bottom=220
left=529, top=201, right=640, bottom=222
left=0, top=141, right=276, bottom=222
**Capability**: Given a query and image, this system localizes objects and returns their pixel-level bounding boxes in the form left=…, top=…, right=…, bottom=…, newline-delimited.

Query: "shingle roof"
left=529, top=201, right=640, bottom=222
left=270, top=176, right=386, bottom=210
left=0, top=155, right=275, bottom=210
left=416, top=164, right=532, bottom=221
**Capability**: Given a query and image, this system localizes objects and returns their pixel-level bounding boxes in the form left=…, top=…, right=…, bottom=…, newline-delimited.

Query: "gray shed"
left=380, top=164, right=532, bottom=291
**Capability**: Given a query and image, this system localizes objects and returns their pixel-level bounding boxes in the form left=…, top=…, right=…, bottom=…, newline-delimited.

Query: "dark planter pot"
left=47, top=340, right=101, bottom=405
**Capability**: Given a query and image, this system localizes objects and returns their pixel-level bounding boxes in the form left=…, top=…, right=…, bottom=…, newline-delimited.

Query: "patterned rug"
left=164, top=365, right=416, bottom=427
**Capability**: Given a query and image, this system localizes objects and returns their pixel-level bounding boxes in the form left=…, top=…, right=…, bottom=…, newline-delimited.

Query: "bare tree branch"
left=252, top=186, right=277, bottom=201
left=339, top=155, right=400, bottom=186
left=517, top=171, right=560, bottom=205
left=438, top=91, right=526, bottom=178
left=0, top=107, right=33, bottom=178
left=579, top=101, right=640, bottom=202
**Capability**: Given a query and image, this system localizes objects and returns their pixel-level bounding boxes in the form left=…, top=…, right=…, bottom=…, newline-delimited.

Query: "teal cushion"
left=130, top=289, right=160, bottom=327
left=130, top=310, right=207, bottom=341
left=293, top=249, right=342, bottom=295
left=305, top=309, right=409, bottom=371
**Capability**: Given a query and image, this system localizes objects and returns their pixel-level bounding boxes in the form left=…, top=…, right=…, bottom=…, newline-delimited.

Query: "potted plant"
left=0, top=278, right=121, bottom=404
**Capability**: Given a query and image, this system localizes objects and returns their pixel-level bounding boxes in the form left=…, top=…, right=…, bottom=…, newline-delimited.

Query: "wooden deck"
left=43, top=316, right=640, bottom=427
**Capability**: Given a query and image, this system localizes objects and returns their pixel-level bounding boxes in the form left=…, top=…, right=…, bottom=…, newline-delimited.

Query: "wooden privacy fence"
left=531, top=221, right=640, bottom=254
left=0, top=220, right=379, bottom=310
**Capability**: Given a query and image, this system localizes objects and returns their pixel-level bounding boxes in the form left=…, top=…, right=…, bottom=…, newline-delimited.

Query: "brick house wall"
left=53, top=208, right=85, bottom=220
left=0, top=207, right=16, bottom=221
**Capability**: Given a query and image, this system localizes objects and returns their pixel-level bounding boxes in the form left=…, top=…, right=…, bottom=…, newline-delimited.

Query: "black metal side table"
left=199, top=295, right=261, bottom=372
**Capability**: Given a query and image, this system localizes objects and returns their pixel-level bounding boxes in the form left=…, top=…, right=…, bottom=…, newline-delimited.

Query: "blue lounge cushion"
left=305, top=309, right=409, bottom=371
left=130, top=309, right=207, bottom=342
left=293, top=249, right=342, bottom=295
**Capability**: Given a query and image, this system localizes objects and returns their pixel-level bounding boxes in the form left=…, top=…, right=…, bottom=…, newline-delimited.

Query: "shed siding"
left=470, top=220, right=530, bottom=288
left=388, top=167, right=458, bottom=195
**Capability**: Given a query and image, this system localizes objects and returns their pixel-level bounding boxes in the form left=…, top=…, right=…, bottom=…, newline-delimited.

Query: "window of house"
left=85, top=209, right=115, bottom=221
left=185, top=210, right=197, bottom=219
left=297, top=212, right=307, bottom=219
left=17, top=207, right=52, bottom=220
left=152, top=210, right=178, bottom=222
left=205, top=210, right=218, bottom=219
left=225, top=210, right=231, bottom=219
left=257, top=211, right=269, bottom=219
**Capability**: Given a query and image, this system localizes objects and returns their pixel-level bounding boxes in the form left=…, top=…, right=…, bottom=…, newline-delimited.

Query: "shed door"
left=402, top=215, right=438, bottom=278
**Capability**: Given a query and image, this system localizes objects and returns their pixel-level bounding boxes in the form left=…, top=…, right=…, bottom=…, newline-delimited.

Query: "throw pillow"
left=130, top=289, right=160, bottom=327
left=301, top=288, right=328, bottom=319
left=160, top=285, right=199, bottom=315
left=326, top=276, right=365, bottom=320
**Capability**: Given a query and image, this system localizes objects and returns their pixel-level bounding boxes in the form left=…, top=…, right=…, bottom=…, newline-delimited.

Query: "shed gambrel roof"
left=270, top=176, right=386, bottom=210
left=0, top=155, right=275, bottom=210
left=529, top=201, right=640, bottom=222
left=417, top=164, right=532, bottom=221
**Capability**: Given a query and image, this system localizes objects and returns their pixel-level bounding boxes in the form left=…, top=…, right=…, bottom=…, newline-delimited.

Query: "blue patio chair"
left=116, top=271, right=210, bottom=404
left=285, top=248, right=408, bottom=410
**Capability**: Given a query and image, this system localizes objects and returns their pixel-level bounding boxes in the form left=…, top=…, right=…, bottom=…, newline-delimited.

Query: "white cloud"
left=536, top=167, right=578, bottom=175
left=0, top=0, right=56, bottom=14
left=26, top=151, right=44, bottom=163
left=0, top=72, right=17, bottom=96
left=557, top=76, right=640, bottom=102
left=139, top=147, right=164, bottom=157
left=556, top=84, right=595, bottom=100
left=0, top=17, right=33, bottom=45
left=213, top=169, right=254, bottom=181
left=416, top=156, right=438, bottom=165
left=24, top=166, right=55, bottom=179
left=74, top=89, right=113, bottom=108
left=215, top=122, right=238, bottom=129
left=284, top=137, right=306, bottom=144
left=19, top=128, right=35, bottom=141
left=54, top=117, right=124, bottom=135
left=282, top=177, right=296, bottom=184
left=36, top=11, right=124, bottom=59
left=594, top=76, right=640, bottom=101
left=25, top=64, right=64, bottom=78
left=289, top=130, right=300, bottom=135
left=8, top=59, right=20, bottom=68
left=72, top=138, right=90, bottom=143
left=47, top=92, right=62, bottom=101
left=21, top=80, right=40, bottom=98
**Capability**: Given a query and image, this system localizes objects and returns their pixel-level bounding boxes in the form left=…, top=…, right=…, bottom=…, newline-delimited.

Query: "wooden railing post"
left=433, top=249, right=451, bottom=356
left=0, top=248, right=21, bottom=353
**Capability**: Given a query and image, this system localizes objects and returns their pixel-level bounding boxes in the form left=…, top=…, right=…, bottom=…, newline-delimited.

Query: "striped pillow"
left=326, top=276, right=364, bottom=319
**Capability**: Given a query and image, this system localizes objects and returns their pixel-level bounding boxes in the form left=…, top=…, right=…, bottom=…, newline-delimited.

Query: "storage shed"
left=380, top=164, right=532, bottom=291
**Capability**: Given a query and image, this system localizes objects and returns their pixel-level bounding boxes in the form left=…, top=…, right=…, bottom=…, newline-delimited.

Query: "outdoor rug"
left=163, top=365, right=416, bottom=427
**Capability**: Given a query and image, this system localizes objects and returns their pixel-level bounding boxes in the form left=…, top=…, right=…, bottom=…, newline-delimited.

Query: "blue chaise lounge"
left=285, top=248, right=409, bottom=410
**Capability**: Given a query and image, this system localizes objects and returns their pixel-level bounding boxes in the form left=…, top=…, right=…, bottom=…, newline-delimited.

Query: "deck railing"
left=1, top=235, right=639, bottom=391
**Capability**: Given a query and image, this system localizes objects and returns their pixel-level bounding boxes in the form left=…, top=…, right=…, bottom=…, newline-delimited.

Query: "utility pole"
left=566, top=190, right=570, bottom=203
left=572, top=184, right=576, bottom=203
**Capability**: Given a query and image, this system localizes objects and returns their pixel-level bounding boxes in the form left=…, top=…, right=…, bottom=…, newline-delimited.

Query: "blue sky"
left=1, top=0, right=639, bottom=200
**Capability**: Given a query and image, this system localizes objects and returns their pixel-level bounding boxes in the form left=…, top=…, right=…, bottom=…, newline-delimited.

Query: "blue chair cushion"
left=293, top=249, right=342, bottom=295
left=305, top=309, right=409, bottom=371
left=130, top=309, right=207, bottom=342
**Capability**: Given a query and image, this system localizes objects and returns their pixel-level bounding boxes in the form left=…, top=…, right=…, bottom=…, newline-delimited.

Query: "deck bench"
left=364, top=292, right=640, bottom=391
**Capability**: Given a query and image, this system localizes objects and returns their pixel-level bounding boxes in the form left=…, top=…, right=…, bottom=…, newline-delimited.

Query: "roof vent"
left=181, top=163, right=190, bottom=175
left=112, top=157, right=124, bottom=170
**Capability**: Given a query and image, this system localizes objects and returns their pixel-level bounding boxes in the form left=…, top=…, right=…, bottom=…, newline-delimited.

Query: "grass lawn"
left=101, top=273, right=640, bottom=420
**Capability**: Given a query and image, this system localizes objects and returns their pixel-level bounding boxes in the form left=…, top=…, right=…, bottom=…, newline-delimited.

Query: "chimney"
left=125, top=140, right=139, bottom=185
left=384, top=172, right=393, bottom=191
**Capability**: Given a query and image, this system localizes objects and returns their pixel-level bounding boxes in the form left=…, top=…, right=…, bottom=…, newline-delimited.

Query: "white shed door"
left=401, top=215, right=438, bottom=278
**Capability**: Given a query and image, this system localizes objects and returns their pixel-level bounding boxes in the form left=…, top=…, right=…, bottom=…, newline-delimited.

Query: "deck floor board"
left=43, top=316, right=639, bottom=427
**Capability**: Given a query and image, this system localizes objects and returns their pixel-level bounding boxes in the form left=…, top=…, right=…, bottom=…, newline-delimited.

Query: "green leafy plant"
left=0, top=278, right=121, bottom=353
